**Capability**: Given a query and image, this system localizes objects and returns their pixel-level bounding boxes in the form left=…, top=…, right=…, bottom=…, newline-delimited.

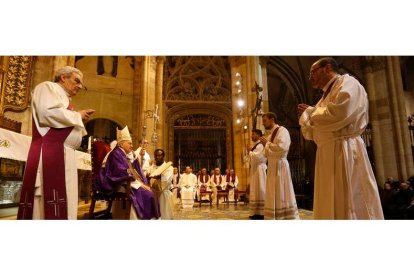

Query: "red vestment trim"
left=270, top=127, right=280, bottom=143
left=199, top=174, right=210, bottom=183
left=18, top=107, right=74, bottom=219
left=225, top=174, right=235, bottom=183
left=322, top=79, right=336, bottom=100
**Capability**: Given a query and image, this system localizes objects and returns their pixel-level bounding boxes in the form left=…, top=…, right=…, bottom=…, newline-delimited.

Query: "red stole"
left=173, top=173, right=180, bottom=185
left=199, top=174, right=210, bottom=184
left=250, top=142, right=260, bottom=152
left=226, top=174, right=235, bottom=183
left=322, top=78, right=336, bottom=100
left=213, top=174, right=222, bottom=184
left=18, top=105, right=74, bottom=220
left=270, top=126, right=280, bottom=143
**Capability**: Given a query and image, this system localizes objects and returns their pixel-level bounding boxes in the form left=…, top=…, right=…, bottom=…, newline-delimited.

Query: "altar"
left=0, top=127, right=92, bottom=217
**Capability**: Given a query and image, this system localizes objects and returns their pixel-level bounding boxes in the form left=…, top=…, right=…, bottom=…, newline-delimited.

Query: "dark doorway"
left=174, top=129, right=226, bottom=174
left=79, top=118, right=122, bottom=152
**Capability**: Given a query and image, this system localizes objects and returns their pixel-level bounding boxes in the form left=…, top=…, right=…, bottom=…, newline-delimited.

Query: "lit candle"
left=87, top=136, right=92, bottom=152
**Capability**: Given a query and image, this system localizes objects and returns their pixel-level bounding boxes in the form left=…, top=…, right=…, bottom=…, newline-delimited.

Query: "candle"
left=87, top=136, right=92, bottom=152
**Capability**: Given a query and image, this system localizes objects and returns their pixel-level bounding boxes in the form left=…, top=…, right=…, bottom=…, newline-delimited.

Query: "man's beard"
left=264, top=125, right=271, bottom=130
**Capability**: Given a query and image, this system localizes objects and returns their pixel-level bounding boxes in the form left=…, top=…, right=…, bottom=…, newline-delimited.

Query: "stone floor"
left=82, top=200, right=314, bottom=220
left=1, top=201, right=314, bottom=220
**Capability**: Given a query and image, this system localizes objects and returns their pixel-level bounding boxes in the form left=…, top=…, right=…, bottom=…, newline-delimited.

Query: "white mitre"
left=116, top=126, right=132, bottom=143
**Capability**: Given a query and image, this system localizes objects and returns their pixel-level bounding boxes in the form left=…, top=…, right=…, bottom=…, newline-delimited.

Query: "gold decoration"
left=0, top=56, right=33, bottom=115
left=0, top=138, right=11, bottom=148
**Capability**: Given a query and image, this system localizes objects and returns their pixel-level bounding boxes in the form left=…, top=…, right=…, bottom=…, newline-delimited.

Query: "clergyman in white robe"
left=299, top=72, right=384, bottom=219
left=211, top=170, right=225, bottom=203
left=30, top=81, right=87, bottom=220
left=147, top=162, right=174, bottom=219
left=180, top=170, right=197, bottom=208
left=134, top=146, right=151, bottom=173
left=248, top=136, right=267, bottom=217
left=197, top=169, right=211, bottom=201
left=225, top=170, right=238, bottom=202
left=171, top=169, right=181, bottom=205
left=263, top=123, right=299, bottom=220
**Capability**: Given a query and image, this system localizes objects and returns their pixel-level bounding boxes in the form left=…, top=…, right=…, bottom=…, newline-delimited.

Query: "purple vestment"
left=95, top=147, right=159, bottom=219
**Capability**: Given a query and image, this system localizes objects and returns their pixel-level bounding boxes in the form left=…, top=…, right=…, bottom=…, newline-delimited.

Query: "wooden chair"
left=216, top=190, right=229, bottom=206
left=234, top=189, right=248, bottom=205
left=199, top=190, right=212, bottom=207
left=88, top=140, right=131, bottom=219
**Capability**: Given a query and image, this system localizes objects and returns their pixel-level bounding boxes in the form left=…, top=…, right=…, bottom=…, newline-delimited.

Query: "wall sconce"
left=235, top=72, right=245, bottom=127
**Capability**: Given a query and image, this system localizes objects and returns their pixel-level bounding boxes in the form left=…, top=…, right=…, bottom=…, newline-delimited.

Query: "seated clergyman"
left=95, top=126, right=159, bottom=220
left=179, top=166, right=197, bottom=208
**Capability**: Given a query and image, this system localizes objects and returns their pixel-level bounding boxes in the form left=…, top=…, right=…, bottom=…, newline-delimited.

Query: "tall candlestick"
left=87, top=136, right=92, bottom=152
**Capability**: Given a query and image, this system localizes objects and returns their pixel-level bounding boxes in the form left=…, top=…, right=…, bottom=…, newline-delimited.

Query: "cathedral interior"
left=1, top=56, right=414, bottom=220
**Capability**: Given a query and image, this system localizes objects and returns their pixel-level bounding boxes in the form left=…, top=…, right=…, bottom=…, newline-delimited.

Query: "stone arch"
left=266, top=57, right=310, bottom=193
left=266, top=57, right=308, bottom=129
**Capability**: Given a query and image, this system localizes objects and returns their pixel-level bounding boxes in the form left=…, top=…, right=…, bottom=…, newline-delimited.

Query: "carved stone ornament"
left=164, top=57, right=231, bottom=102
left=174, top=114, right=226, bottom=128
left=1, top=56, right=33, bottom=115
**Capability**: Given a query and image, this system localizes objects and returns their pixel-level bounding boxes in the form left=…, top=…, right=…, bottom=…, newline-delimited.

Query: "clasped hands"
left=297, top=103, right=310, bottom=117
left=258, top=136, right=268, bottom=146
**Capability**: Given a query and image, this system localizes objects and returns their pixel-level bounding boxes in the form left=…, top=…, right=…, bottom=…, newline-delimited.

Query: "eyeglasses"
left=309, top=65, right=326, bottom=78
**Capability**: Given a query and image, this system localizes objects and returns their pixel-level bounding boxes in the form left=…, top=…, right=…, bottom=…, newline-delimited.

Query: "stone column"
left=229, top=56, right=249, bottom=191
left=386, top=57, right=414, bottom=180
left=0, top=56, right=7, bottom=90
left=363, top=56, right=414, bottom=184
left=258, top=56, right=270, bottom=128
left=0, top=56, right=9, bottom=114
left=139, top=57, right=150, bottom=146
left=155, top=56, right=166, bottom=151
left=140, top=56, right=158, bottom=156
left=132, top=56, right=144, bottom=146
left=364, top=58, right=388, bottom=184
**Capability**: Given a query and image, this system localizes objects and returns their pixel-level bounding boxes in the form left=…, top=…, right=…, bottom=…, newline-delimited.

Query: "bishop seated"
left=94, top=126, right=159, bottom=219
